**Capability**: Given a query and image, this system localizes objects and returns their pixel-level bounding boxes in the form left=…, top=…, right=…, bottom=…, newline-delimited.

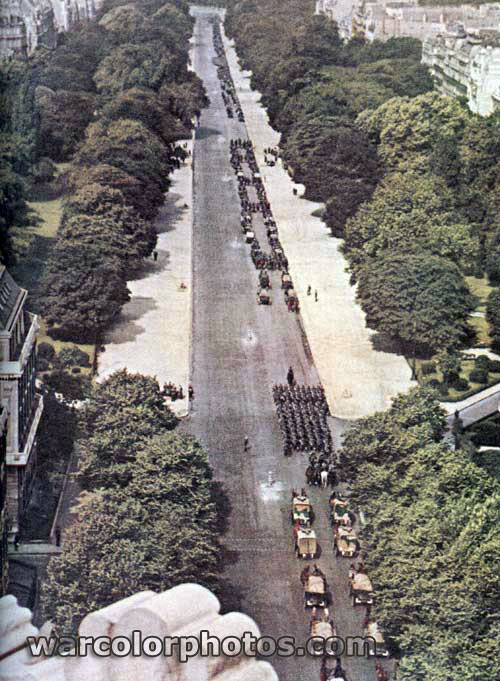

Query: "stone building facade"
left=0, top=407, right=9, bottom=595
left=0, top=0, right=103, bottom=58
left=422, top=28, right=500, bottom=115
left=316, top=0, right=500, bottom=44
left=0, top=267, right=43, bottom=537
left=0, top=584, right=278, bottom=681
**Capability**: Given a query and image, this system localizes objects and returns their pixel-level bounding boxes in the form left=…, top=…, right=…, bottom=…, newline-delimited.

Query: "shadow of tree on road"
left=196, top=127, right=221, bottom=140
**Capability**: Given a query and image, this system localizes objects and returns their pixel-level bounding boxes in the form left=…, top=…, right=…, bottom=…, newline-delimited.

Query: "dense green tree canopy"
left=344, top=172, right=480, bottom=274
left=62, top=163, right=155, bottom=220
left=282, top=118, right=380, bottom=203
left=74, top=119, right=171, bottom=210
left=42, top=432, right=219, bottom=633
left=61, top=183, right=156, bottom=258
left=36, top=87, right=96, bottom=161
left=102, top=87, right=187, bottom=143
left=78, top=370, right=178, bottom=489
left=0, top=161, right=27, bottom=265
left=94, top=43, right=178, bottom=94
left=486, top=288, right=500, bottom=352
left=356, top=92, right=470, bottom=171
left=339, top=389, right=500, bottom=681
left=356, top=253, right=476, bottom=352
left=42, top=243, right=129, bottom=340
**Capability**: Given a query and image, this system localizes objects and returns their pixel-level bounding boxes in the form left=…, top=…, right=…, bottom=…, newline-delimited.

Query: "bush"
left=37, top=357, right=50, bottom=372
left=474, top=355, right=490, bottom=370
left=451, top=377, right=469, bottom=392
left=469, top=368, right=489, bottom=384
left=58, top=346, right=91, bottom=368
left=38, top=342, right=56, bottom=360
left=424, top=378, right=441, bottom=390
left=488, top=359, right=500, bottom=373
left=470, top=420, right=500, bottom=447
left=43, top=370, right=91, bottom=402
left=421, top=361, right=436, bottom=376
left=31, top=158, right=56, bottom=184
left=485, top=247, right=500, bottom=285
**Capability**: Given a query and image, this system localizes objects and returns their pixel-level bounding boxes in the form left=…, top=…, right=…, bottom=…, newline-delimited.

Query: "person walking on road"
left=314, top=289, right=318, bottom=302
left=307, top=285, right=311, bottom=296
left=287, top=366, right=295, bottom=387
left=244, top=436, right=250, bottom=452
left=321, top=469, right=328, bottom=488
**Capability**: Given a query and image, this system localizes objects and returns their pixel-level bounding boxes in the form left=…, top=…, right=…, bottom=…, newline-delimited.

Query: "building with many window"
left=0, top=267, right=43, bottom=538
left=0, top=0, right=104, bottom=58
left=0, top=406, right=9, bottom=595
left=422, top=28, right=500, bottom=115
left=316, top=0, right=500, bottom=44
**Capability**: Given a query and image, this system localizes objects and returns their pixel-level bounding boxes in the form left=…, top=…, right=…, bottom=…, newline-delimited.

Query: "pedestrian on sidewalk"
left=314, top=290, right=318, bottom=302
left=55, top=526, right=61, bottom=547
left=287, top=366, right=295, bottom=387
left=188, top=385, right=194, bottom=400
left=153, top=250, right=158, bottom=262
left=14, top=534, right=19, bottom=551
left=321, top=469, right=328, bottom=488
left=244, top=436, right=250, bottom=452
left=307, top=285, right=311, bottom=296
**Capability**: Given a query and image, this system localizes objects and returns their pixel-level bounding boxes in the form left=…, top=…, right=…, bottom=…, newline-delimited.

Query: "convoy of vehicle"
left=212, top=18, right=388, bottom=678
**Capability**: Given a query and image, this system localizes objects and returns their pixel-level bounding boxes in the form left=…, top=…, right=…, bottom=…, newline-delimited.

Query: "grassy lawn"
left=411, top=276, right=496, bottom=399
left=11, top=178, right=93, bottom=371
left=11, top=197, right=62, bottom=300
left=416, top=357, right=500, bottom=400
left=466, top=276, right=493, bottom=347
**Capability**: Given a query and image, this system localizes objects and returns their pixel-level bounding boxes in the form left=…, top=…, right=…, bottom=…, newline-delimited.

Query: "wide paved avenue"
left=188, top=9, right=381, bottom=681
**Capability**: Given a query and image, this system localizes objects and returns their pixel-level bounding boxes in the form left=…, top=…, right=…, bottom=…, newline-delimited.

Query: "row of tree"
left=26, top=0, right=206, bottom=341
left=349, top=92, right=500, bottom=355
left=225, top=0, right=500, bottom=357
left=41, top=370, right=221, bottom=633
left=339, top=389, right=500, bottom=680
left=225, top=0, right=432, bottom=234
left=225, top=1, right=500, bottom=675
left=0, top=60, right=38, bottom=266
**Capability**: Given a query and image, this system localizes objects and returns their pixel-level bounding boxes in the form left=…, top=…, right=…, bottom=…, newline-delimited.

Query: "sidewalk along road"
left=97, top=140, right=193, bottom=417
left=222, top=29, right=415, bottom=420
left=188, top=7, right=384, bottom=681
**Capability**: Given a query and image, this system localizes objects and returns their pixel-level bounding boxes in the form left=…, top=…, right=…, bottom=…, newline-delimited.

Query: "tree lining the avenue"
left=0, top=0, right=207, bottom=343
left=225, top=1, right=500, bottom=676
left=41, top=0, right=207, bottom=342
left=339, top=389, right=500, bottom=681
left=41, top=370, right=222, bottom=634
left=225, top=0, right=500, bottom=363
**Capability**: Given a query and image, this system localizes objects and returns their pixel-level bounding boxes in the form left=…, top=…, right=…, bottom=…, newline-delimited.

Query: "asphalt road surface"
left=188, top=10, right=383, bottom=681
